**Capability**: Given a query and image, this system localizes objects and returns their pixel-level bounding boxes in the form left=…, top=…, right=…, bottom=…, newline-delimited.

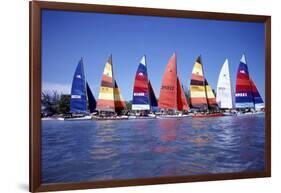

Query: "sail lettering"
left=161, top=85, right=174, bottom=91
left=134, top=93, right=145, bottom=96
left=235, top=93, right=247, bottom=97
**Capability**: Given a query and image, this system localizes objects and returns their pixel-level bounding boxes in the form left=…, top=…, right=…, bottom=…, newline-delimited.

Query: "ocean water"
left=41, top=115, right=265, bottom=184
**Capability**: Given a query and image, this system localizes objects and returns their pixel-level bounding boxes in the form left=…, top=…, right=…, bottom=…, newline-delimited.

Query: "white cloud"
left=42, top=82, right=71, bottom=95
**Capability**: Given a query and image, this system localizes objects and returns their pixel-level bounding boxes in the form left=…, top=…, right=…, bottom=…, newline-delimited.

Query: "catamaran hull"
left=236, top=112, right=264, bottom=116
left=128, top=116, right=156, bottom=119
left=223, top=112, right=237, bottom=116
left=41, top=117, right=65, bottom=121
left=64, top=115, right=92, bottom=121
left=156, top=114, right=191, bottom=119
left=93, top=116, right=129, bottom=121
left=192, top=113, right=225, bottom=118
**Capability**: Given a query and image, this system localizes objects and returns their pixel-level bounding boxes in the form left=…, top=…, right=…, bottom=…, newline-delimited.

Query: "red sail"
left=158, top=53, right=177, bottom=110
left=177, top=78, right=189, bottom=111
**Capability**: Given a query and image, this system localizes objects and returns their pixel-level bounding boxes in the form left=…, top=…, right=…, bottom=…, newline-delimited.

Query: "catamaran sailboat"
left=66, top=58, right=96, bottom=121
left=189, top=56, right=223, bottom=118
left=94, top=55, right=128, bottom=120
left=130, top=55, right=158, bottom=119
left=235, top=54, right=264, bottom=115
left=157, top=53, right=189, bottom=118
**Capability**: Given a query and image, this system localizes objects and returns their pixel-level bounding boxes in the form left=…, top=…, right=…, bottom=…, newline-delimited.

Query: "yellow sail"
left=205, top=79, right=218, bottom=108
left=96, top=55, right=115, bottom=112
left=189, top=56, right=208, bottom=109
left=114, top=80, right=126, bottom=112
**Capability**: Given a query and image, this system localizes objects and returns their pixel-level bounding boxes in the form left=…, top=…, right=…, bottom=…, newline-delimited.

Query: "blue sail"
left=70, top=59, right=87, bottom=113
left=148, top=80, right=158, bottom=112
left=86, top=82, right=96, bottom=113
left=132, top=56, right=150, bottom=110
left=250, top=78, right=264, bottom=109
left=235, top=55, right=254, bottom=108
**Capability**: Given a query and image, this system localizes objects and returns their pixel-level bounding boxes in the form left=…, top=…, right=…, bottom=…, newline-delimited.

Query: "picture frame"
left=30, top=1, right=271, bottom=192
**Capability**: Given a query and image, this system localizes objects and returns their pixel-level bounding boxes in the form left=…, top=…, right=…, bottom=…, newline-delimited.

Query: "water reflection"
left=190, top=119, right=211, bottom=147
left=158, top=119, right=179, bottom=142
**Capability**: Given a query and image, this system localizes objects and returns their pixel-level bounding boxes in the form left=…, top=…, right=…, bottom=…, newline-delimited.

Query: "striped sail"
left=250, top=78, right=264, bottom=109
left=189, top=56, right=208, bottom=110
left=205, top=79, right=218, bottom=109
left=148, top=80, right=158, bottom=111
left=235, top=54, right=254, bottom=108
left=96, top=56, right=115, bottom=112
left=70, top=58, right=87, bottom=113
left=114, top=80, right=126, bottom=112
left=86, top=82, right=96, bottom=113
left=158, top=53, right=178, bottom=110
left=132, top=56, right=150, bottom=110
left=216, top=59, right=233, bottom=109
left=177, top=78, right=189, bottom=111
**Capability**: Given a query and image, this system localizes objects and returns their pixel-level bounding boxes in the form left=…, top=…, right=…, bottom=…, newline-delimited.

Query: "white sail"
left=216, top=59, right=233, bottom=109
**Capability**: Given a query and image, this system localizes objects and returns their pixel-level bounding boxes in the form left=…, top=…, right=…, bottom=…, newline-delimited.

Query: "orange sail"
left=158, top=53, right=178, bottom=110
left=177, top=78, right=189, bottom=111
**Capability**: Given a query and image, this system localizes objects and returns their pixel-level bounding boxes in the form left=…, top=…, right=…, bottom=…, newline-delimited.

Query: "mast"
left=148, top=80, right=158, bottom=111
left=205, top=79, right=218, bottom=111
left=246, top=56, right=256, bottom=109
left=114, top=80, right=126, bottom=112
left=110, top=55, right=116, bottom=112
left=177, top=77, right=189, bottom=111
left=203, top=57, right=218, bottom=111
left=175, top=52, right=178, bottom=111
left=200, top=56, right=210, bottom=111
left=146, top=55, right=152, bottom=112
left=86, top=81, right=96, bottom=113
left=250, top=78, right=264, bottom=110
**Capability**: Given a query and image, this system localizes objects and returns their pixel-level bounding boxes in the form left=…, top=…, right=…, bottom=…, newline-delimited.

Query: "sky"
left=41, top=9, right=265, bottom=101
